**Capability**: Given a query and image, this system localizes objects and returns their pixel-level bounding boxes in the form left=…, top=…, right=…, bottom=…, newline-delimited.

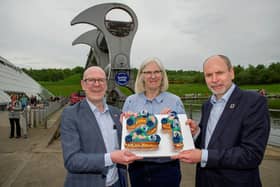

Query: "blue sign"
left=115, top=72, right=129, bottom=86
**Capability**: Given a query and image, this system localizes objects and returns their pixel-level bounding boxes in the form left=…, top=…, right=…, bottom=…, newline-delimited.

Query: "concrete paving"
left=0, top=109, right=280, bottom=187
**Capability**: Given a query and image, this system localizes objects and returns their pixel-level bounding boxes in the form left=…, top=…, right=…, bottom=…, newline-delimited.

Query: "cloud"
left=0, top=0, right=279, bottom=71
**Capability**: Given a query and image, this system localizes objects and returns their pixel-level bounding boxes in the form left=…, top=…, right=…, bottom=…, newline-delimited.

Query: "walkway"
left=0, top=110, right=280, bottom=187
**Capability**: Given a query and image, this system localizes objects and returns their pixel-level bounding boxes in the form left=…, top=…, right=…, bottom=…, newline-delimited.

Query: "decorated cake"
left=126, top=110, right=158, bottom=134
left=124, top=111, right=161, bottom=149
left=161, top=111, right=184, bottom=149
left=161, top=111, right=177, bottom=130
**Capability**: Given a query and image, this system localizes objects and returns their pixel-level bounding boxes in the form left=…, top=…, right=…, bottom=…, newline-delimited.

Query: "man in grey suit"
left=173, top=55, right=270, bottom=187
left=60, top=66, right=142, bottom=187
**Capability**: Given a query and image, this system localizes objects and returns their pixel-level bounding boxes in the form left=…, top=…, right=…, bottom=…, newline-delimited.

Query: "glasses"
left=142, top=70, right=162, bottom=76
left=83, top=78, right=106, bottom=85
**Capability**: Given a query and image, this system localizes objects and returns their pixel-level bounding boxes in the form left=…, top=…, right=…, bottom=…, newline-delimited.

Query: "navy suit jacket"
left=195, top=86, right=270, bottom=187
left=60, top=99, right=127, bottom=187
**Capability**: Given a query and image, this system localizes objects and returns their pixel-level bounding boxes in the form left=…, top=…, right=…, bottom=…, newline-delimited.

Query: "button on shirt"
left=87, top=99, right=119, bottom=186
left=201, top=84, right=236, bottom=167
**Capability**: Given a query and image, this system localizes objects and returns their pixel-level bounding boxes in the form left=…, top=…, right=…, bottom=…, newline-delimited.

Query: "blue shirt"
left=87, top=99, right=119, bottom=186
left=201, top=84, right=236, bottom=167
left=122, top=91, right=186, bottom=163
left=122, top=92, right=186, bottom=114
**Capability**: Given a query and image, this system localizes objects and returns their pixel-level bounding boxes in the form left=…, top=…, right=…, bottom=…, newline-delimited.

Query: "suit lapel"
left=201, top=100, right=213, bottom=148
left=80, top=100, right=107, bottom=151
left=207, top=87, right=242, bottom=147
left=108, top=106, right=122, bottom=148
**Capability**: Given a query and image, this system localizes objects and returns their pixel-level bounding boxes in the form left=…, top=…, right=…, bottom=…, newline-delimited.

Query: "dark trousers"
left=9, top=118, right=21, bottom=137
left=128, top=160, right=181, bottom=187
left=107, top=179, right=121, bottom=187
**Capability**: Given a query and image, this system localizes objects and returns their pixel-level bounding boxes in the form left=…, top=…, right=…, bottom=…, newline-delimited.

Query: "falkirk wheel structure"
left=71, top=3, right=137, bottom=107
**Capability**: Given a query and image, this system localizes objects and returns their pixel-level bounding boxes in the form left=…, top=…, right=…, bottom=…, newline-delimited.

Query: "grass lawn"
left=40, top=76, right=280, bottom=109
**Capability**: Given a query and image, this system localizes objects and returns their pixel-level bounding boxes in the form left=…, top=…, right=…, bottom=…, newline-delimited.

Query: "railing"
left=25, top=97, right=68, bottom=128
left=185, top=101, right=280, bottom=147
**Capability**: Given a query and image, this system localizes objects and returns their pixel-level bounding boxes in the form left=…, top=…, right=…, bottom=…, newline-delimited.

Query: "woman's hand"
left=160, top=108, right=172, bottom=114
left=120, top=111, right=137, bottom=124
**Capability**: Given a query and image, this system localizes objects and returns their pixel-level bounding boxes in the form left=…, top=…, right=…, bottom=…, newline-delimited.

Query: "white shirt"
left=87, top=99, right=119, bottom=186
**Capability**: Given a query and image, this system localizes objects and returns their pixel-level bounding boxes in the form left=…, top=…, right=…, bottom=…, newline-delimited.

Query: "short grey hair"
left=204, top=54, right=232, bottom=70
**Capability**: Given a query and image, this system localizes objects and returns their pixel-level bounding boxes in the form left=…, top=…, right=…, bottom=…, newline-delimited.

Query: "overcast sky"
left=0, top=0, right=279, bottom=71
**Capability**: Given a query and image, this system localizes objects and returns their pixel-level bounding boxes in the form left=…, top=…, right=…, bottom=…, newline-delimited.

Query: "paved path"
left=0, top=110, right=280, bottom=187
left=0, top=109, right=66, bottom=187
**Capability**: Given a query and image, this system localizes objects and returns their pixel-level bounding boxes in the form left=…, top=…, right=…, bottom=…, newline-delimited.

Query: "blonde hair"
left=134, top=57, right=169, bottom=93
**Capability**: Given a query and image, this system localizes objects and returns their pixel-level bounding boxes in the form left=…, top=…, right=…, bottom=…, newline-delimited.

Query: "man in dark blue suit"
left=60, top=66, right=141, bottom=187
left=173, top=55, right=270, bottom=187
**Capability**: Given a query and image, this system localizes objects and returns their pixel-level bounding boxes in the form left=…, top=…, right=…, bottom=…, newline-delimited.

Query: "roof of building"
left=0, top=56, right=54, bottom=104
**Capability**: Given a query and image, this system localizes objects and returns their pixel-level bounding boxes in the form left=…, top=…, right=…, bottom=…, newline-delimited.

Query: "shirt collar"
left=141, top=92, right=165, bottom=103
left=210, top=83, right=236, bottom=104
left=86, top=98, right=109, bottom=113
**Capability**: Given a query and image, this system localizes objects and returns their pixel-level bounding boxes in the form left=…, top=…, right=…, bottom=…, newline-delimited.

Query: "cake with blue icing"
left=161, top=111, right=184, bottom=149
left=125, top=111, right=161, bottom=149
left=126, top=110, right=158, bottom=134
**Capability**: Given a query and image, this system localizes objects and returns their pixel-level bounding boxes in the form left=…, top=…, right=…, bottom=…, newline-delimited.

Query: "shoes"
left=23, top=135, right=28, bottom=139
left=16, top=136, right=21, bottom=139
left=9, top=136, right=14, bottom=139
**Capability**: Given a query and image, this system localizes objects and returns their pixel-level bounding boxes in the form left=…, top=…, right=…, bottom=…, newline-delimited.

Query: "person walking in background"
left=173, top=55, right=270, bottom=187
left=60, top=66, right=141, bottom=187
left=7, top=95, right=22, bottom=138
left=11, top=94, right=17, bottom=104
left=30, top=95, right=37, bottom=107
left=122, top=57, right=186, bottom=187
left=20, top=95, right=28, bottom=109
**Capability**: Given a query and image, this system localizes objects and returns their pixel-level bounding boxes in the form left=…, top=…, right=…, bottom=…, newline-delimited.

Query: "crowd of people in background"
left=7, top=94, right=40, bottom=139
left=6, top=93, right=65, bottom=140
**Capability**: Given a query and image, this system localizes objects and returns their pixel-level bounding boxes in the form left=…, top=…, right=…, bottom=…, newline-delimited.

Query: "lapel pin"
left=229, top=104, right=235, bottom=109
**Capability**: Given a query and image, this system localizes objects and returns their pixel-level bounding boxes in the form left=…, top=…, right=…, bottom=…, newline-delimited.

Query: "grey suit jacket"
left=60, top=99, right=127, bottom=187
left=195, top=86, right=270, bottom=187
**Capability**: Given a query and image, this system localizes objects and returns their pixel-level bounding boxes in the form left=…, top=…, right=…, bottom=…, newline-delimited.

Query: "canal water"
left=184, top=101, right=280, bottom=147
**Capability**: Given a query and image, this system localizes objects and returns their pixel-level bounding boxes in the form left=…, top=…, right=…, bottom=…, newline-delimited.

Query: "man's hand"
left=186, top=119, right=199, bottom=136
left=111, top=150, right=143, bottom=165
left=120, top=112, right=137, bottom=124
left=171, top=149, right=202, bottom=164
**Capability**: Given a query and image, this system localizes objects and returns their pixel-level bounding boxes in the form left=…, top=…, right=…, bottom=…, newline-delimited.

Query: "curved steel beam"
left=71, top=3, right=138, bottom=69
